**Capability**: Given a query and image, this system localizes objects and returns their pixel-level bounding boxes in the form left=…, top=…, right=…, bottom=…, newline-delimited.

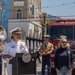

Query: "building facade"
left=10, top=0, right=41, bottom=20
left=8, top=0, right=42, bottom=51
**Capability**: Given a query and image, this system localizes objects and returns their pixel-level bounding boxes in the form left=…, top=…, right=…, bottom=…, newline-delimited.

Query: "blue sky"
left=42, top=0, right=75, bottom=18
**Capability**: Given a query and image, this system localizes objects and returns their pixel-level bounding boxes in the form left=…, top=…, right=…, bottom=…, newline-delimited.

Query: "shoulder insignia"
left=6, top=40, right=11, bottom=43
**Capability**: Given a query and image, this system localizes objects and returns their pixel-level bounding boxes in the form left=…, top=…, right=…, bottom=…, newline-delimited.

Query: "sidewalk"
left=36, top=56, right=42, bottom=75
left=36, top=62, right=48, bottom=75
left=36, top=62, right=42, bottom=75
left=36, top=57, right=47, bottom=75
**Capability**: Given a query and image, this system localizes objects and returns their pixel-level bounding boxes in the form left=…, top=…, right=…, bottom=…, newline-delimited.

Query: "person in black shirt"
left=54, top=38, right=73, bottom=75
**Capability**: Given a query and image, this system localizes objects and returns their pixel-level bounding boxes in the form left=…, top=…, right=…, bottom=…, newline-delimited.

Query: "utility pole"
left=42, top=13, right=47, bottom=35
left=41, top=13, right=47, bottom=42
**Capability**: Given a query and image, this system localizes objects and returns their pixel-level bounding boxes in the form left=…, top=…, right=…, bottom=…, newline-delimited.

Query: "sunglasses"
left=61, top=41, right=67, bottom=43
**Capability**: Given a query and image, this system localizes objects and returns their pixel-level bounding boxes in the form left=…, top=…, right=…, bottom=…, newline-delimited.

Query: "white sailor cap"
left=10, top=27, right=22, bottom=34
left=44, top=34, right=50, bottom=38
left=60, top=35, right=67, bottom=39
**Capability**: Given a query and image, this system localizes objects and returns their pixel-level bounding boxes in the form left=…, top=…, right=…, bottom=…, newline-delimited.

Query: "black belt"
left=62, top=66, right=67, bottom=68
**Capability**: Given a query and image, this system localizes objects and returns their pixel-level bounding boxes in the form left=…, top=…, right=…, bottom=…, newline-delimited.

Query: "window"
left=50, top=26, right=73, bottom=40
left=32, top=5, right=34, bottom=15
left=17, top=9, right=22, bottom=19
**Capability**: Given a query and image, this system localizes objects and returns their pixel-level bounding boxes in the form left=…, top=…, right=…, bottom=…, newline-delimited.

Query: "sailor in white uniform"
left=1, top=27, right=29, bottom=75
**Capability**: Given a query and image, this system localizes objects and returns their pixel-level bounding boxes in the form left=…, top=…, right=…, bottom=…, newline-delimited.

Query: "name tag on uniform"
left=11, top=46, right=15, bottom=48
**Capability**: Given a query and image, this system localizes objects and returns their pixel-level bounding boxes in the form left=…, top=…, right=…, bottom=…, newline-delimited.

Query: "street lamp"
left=42, top=13, right=47, bottom=35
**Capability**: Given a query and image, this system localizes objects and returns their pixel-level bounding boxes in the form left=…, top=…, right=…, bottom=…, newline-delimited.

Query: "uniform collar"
left=11, top=39, right=21, bottom=45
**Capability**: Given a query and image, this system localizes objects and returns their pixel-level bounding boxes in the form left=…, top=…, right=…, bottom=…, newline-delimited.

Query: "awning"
left=31, top=21, right=42, bottom=27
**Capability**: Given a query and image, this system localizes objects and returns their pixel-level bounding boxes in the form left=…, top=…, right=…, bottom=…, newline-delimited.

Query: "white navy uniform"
left=2, top=39, right=29, bottom=75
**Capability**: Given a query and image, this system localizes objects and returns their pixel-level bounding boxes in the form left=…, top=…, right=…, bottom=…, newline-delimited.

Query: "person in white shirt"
left=1, top=27, right=29, bottom=75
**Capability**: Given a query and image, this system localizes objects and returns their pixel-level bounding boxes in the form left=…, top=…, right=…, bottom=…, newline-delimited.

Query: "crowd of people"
left=39, top=35, right=73, bottom=75
left=0, top=26, right=74, bottom=75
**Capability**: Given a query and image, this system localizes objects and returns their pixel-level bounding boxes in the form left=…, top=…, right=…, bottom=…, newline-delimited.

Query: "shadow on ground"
left=37, top=72, right=42, bottom=75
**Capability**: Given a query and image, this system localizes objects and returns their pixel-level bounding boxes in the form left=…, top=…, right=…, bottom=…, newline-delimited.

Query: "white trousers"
left=2, top=59, right=8, bottom=75
left=6, top=60, right=12, bottom=75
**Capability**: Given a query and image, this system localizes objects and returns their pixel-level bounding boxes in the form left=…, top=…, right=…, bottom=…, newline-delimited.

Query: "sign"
left=22, top=53, right=31, bottom=63
left=14, top=1, right=24, bottom=6
left=46, top=20, right=52, bottom=25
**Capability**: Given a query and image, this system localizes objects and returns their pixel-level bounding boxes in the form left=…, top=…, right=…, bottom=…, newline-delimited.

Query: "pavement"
left=36, top=62, right=48, bottom=75
left=36, top=62, right=42, bottom=75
